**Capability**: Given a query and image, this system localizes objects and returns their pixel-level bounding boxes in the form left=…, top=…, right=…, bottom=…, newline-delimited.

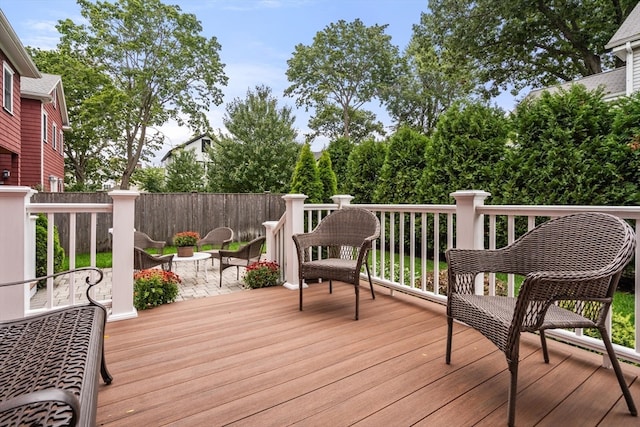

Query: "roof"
left=526, top=67, right=626, bottom=101
left=606, top=2, right=640, bottom=50
left=160, top=133, right=210, bottom=162
left=21, top=73, right=70, bottom=126
left=0, top=10, right=40, bottom=78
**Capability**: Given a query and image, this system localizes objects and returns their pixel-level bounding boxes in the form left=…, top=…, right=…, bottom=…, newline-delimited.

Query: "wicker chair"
left=134, top=231, right=166, bottom=255
left=134, top=247, right=174, bottom=271
left=218, top=236, right=266, bottom=288
left=196, top=227, right=234, bottom=266
left=445, top=212, right=637, bottom=426
left=292, top=207, right=380, bottom=320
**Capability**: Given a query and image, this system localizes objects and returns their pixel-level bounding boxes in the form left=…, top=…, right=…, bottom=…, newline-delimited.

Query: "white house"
left=528, top=2, right=640, bottom=101
left=161, top=133, right=212, bottom=168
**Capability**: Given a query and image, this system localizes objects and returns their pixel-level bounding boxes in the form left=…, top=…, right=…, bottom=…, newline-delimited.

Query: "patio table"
left=172, top=252, right=211, bottom=281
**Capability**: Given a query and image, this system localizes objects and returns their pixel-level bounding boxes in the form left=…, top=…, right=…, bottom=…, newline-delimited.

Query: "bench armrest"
left=0, top=388, right=80, bottom=426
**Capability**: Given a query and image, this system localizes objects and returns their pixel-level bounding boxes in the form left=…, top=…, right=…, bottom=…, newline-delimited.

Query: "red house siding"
left=20, top=98, right=42, bottom=188
left=0, top=53, right=22, bottom=186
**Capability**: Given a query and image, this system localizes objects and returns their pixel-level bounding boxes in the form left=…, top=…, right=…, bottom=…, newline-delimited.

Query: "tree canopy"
left=285, top=18, right=401, bottom=141
left=207, top=85, right=300, bottom=193
left=56, top=0, right=227, bottom=189
left=423, top=0, right=638, bottom=95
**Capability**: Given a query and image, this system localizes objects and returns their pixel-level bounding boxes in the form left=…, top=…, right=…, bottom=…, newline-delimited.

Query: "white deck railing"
left=267, top=192, right=640, bottom=365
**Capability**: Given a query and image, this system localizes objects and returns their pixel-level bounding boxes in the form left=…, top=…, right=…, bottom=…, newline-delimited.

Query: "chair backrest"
left=196, top=227, right=234, bottom=250
left=134, top=231, right=166, bottom=254
left=503, top=212, right=635, bottom=281
left=133, top=247, right=173, bottom=270
left=313, top=208, right=380, bottom=248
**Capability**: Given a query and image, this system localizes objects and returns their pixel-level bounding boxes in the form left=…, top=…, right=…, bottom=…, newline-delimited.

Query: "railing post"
left=332, top=194, right=353, bottom=208
left=263, top=220, right=278, bottom=261
left=451, top=190, right=490, bottom=295
left=282, top=194, right=307, bottom=290
left=108, top=189, right=139, bottom=321
left=0, top=186, right=36, bottom=320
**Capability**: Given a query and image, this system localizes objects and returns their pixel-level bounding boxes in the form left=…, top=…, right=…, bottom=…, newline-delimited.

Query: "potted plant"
left=133, top=269, right=181, bottom=310
left=243, top=260, right=281, bottom=289
left=173, top=231, right=200, bottom=257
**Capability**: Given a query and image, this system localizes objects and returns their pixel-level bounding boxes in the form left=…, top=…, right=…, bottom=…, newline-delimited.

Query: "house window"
left=59, top=130, right=63, bottom=154
left=42, top=112, right=48, bottom=143
left=3, top=62, right=14, bottom=113
left=201, top=138, right=211, bottom=152
left=52, top=123, right=57, bottom=150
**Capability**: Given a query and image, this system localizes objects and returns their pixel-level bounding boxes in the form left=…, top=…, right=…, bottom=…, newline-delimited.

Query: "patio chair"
left=134, top=231, right=166, bottom=255
left=196, top=227, right=234, bottom=266
left=292, top=207, right=380, bottom=320
left=134, top=247, right=174, bottom=271
left=218, top=236, right=266, bottom=287
left=445, top=212, right=637, bottom=427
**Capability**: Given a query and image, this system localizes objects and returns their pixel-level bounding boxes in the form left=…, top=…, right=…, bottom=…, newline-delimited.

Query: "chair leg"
left=329, top=280, right=333, bottom=294
left=599, top=326, right=637, bottom=416
left=354, top=281, right=360, bottom=320
left=299, top=276, right=303, bottom=311
left=446, top=316, right=453, bottom=364
left=539, top=330, right=549, bottom=363
left=365, top=261, right=375, bottom=299
left=507, top=356, right=519, bottom=427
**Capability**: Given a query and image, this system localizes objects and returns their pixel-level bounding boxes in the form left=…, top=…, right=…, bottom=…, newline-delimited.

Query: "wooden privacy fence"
left=32, top=192, right=286, bottom=253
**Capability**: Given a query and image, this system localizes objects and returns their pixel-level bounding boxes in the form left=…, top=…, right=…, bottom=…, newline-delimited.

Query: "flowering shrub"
left=243, top=261, right=281, bottom=289
left=173, top=231, right=200, bottom=247
left=133, top=269, right=181, bottom=310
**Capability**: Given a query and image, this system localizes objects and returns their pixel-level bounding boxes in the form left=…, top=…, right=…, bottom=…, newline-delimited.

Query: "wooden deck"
left=97, top=282, right=640, bottom=426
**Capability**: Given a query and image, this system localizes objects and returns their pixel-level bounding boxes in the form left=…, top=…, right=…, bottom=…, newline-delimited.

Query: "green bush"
left=133, top=269, right=180, bottom=310
left=243, top=261, right=281, bottom=289
left=35, top=214, right=65, bottom=288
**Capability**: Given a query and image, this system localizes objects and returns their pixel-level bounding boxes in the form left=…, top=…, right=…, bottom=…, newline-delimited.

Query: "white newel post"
left=282, top=194, right=307, bottom=290
left=0, top=186, right=36, bottom=320
left=451, top=190, right=490, bottom=295
left=108, top=190, right=139, bottom=321
left=263, top=221, right=278, bottom=262
left=331, top=194, right=353, bottom=208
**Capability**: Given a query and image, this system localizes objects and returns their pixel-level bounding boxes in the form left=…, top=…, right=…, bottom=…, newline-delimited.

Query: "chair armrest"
left=0, top=388, right=80, bottom=425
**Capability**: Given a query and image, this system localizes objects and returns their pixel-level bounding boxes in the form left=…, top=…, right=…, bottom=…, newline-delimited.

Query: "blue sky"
left=1, top=0, right=516, bottom=163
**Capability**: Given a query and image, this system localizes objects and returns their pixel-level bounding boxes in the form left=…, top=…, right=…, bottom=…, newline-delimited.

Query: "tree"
left=56, top=0, right=227, bottom=189
left=206, top=85, right=300, bottom=193
left=419, top=101, right=509, bottom=204
left=326, top=137, right=354, bottom=193
left=28, top=47, right=125, bottom=191
left=317, top=151, right=337, bottom=203
left=345, top=139, right=387, bottom=203
left=285, top=18, right=401, bottom=140
left=373, top=127, right=429, bottom=204
left=290, top=143, right=322, bottom=203
left=165, top=150, right=205, bottom=193
left=384, top=20, right=479, bottom=134
left=307, top=104, right=385, bottom=142
left=133, top=166, right=166, bottom=193
left=501, top=85, right=617, bottom=205
left=424, top=0, right=638, bottom=96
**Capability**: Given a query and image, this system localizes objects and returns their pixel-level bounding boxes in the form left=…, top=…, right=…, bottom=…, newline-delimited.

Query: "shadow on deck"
left=98, top=282, right=640, bottom=426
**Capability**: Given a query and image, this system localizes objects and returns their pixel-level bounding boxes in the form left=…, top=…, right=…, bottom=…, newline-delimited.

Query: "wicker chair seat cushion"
left=300, top=258, right=359, bottom=282
left=452, top=294, right=595, bottom=352
left=0, top=306, right=104, bottom=426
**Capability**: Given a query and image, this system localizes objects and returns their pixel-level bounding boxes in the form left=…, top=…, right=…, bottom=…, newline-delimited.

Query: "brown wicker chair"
left=445, top=212, right=637, bottom=426
left=134, top=231, right=166, bottom=255
left=134, top=247, right=174, bottom=271
left=218, top=236, right=266, bottom=288
left=292, top=207, right=380, bottom=320
left=196, top=227, right=234, bottom=266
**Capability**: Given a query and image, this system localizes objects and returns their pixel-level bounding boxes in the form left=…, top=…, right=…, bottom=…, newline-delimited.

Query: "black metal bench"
left=0, top=267, right=112, bottom=426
